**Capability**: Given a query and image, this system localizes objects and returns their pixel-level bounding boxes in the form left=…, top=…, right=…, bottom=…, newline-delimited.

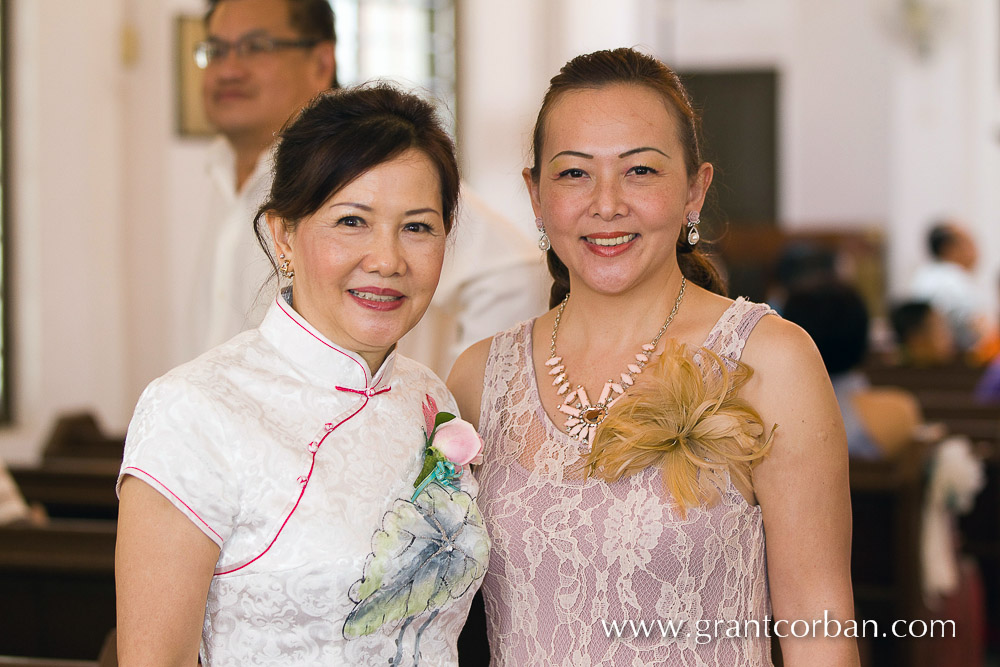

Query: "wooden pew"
left=914, top=390, right=1000, bottom=423
left=10, top=460, right=119, bottom=521
left=42, top=413, right=124, bottom=462
left=0, top=520, right=116, bottom=659
left=864, top=362, right=985, bottom=394
left=850, top=445, right=928, bottom=666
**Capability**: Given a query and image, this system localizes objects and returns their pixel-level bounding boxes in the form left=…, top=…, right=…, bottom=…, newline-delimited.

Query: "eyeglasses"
left=194, top=34, right=320, bottom=69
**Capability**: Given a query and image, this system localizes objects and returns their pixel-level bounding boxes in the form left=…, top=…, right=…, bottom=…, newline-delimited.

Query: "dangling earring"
left=686, top=210, right=701, bottom=245
left=535, top=217, right=551, bottom=251
left=278, top=253, right=295, bottom=279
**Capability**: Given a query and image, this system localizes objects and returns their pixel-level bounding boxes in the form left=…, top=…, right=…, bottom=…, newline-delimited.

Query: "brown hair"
left=253, top=83, right=459, bottom=275
left=529, top=47, right=725, bottom=307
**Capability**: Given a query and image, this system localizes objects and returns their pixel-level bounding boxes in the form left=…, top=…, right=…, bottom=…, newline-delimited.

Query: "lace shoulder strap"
left=702, top=297, right=777, bottom=362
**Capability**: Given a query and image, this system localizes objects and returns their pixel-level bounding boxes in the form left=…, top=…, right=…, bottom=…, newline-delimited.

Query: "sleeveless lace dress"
left=477, top=298, right=776, bottom=666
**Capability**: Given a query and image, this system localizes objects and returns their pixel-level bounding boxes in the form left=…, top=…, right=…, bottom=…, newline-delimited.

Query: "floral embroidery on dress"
left=343, top=395, right=489, bottom=665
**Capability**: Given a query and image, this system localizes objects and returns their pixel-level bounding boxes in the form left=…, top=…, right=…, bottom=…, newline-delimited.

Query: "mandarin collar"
left=259, top=290, right=396, bottom=394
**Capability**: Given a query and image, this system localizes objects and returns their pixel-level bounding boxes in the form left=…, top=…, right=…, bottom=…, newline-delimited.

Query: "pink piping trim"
left=213, top=297, right=393, bottom=575
left=275, top=296, right=370, bottom=380
left=123, top=466, right=224, bottom=544
left=214, top=391, right=373, bottom=576
left=336, top=385, right=392, bottom=398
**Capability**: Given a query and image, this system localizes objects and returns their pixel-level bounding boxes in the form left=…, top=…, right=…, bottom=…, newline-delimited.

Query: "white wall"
left=2, top=0, right=997, bottom=462
left=1, top=1, right=130, bottom=463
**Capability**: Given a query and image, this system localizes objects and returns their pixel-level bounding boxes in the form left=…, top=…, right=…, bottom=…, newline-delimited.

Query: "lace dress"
left=477, top=298, right=775, bottom=666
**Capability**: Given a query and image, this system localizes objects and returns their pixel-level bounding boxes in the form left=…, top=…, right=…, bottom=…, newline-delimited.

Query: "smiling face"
left=268, top=149, right=447, bottom=371
left=525, top=83, right=712, bottom=298
left=202, top=0, right=334, bottom=150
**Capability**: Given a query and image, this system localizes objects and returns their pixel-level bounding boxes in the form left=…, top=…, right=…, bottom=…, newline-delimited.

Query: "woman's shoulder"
left=740, top=312, right=819, bottom=374
left=446, top=336, right=497, bottom=428
left=448, top=318, right=537, bottom=384
left=679, top=286, right=777, bottom=353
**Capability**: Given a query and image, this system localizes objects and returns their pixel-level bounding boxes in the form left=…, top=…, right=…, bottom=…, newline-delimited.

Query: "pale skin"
left=116, top=477, right=220, bottom=666
left=116, top=151, right=447, bottom=662
left=448, top=84, right=859, bottom=664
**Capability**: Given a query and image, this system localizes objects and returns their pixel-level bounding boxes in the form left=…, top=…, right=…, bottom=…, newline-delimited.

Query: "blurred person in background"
left=766, top=241, right=837, bottom=315
left=910, top=221, right=998, bottom=361
left=889, top=300, right=958, bottom=367
left=784, top=282, right=923, bottom=460
left=187, top=0, right=547, bottom=375
left=191, top=0, right=337, bottom=355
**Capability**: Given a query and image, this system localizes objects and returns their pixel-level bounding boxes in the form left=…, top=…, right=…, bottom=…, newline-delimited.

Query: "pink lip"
left=348, top=287, right=405, bottom=312
left=581, top=231, right=637, bottom=258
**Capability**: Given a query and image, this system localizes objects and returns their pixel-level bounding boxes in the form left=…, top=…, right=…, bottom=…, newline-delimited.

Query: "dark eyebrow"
left=549, top=150, right=593, bottom=163
left=548, top=147, right=669, bottom=162
left=330, top=202, right=373, bottom=211
left=618, top=147, right=669, bottom=159
left=329, top=202, right=442, bottom=217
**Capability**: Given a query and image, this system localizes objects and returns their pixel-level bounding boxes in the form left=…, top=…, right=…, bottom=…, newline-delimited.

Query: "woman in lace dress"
left=449, top=49, right=858, bottom=665
left=116, top=85, right=489, bottom=666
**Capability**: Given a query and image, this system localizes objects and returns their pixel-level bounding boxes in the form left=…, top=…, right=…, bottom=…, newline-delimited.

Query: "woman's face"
left=525, top=83, right=712, bottom=297
left=269, top=148, right=447, bottom=370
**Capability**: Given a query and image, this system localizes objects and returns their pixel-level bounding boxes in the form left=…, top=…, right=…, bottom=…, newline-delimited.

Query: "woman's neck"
left=557, top=267, right=687, bottom=350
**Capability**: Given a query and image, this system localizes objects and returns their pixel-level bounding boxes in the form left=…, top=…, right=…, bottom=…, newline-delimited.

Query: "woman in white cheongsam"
left=116, top=84, right=488, bottom=666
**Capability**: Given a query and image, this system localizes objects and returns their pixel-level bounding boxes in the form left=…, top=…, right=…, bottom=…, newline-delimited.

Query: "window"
left=331, top=0, right=457, bottom=130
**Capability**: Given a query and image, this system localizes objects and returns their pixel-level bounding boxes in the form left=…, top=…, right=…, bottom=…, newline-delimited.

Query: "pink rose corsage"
left=411, top=395, right=484, bottom=502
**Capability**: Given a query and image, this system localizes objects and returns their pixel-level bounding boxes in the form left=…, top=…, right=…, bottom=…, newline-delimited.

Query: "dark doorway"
left=680, top=69, right=778, bottom=227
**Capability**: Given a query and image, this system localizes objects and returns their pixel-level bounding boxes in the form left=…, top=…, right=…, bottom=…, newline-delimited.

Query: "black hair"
left=253, top=83, right=459, bottom=275
left=889, top=301, right=934, bottom=346
left=783, top=281, right=870, bottom=375
left=928, top=222, right=955, bottom=259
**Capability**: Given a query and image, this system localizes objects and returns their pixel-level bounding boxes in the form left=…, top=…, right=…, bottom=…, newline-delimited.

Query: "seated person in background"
left=0, top=460, right=31, bottom=525
left=889, top=300, right=957, bottom=367
left=784, top=282, right=922, bottom=459
left=0, top=460, right=46, bottom=526
left=766, top=241, right=837, bottom=315
left=910, top=221, right=997, bottom=359
left=974, top=354, right=1000, bottom=403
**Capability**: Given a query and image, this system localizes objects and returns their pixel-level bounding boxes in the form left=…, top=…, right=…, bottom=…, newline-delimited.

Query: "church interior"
left=0, top=0, right=998, bottom=665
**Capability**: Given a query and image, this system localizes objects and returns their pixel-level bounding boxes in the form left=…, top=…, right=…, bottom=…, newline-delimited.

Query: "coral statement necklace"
left=547, top=277, right=686, bottom=452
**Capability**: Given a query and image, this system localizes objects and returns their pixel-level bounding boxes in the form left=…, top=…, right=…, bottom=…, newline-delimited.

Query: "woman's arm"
left=116, top=476, right=221, bottom=666
left=446, top=337, right=493, bottom=430
left=741, top=317, right=860, bottom=666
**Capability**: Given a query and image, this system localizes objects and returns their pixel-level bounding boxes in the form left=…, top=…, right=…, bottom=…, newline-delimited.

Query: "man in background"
left=910, top=221, right=996, bottom=358
left=190, top=0, right=547, bottom=373
left=191, top=0, right=335, bottom=354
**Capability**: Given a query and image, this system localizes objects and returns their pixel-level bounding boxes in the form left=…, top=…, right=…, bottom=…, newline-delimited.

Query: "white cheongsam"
left=119, top=291, right=489, bottom=666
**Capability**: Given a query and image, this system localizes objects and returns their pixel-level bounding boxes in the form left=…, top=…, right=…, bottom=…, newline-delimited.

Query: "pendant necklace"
left=547, top=277, right=686, bottom=452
